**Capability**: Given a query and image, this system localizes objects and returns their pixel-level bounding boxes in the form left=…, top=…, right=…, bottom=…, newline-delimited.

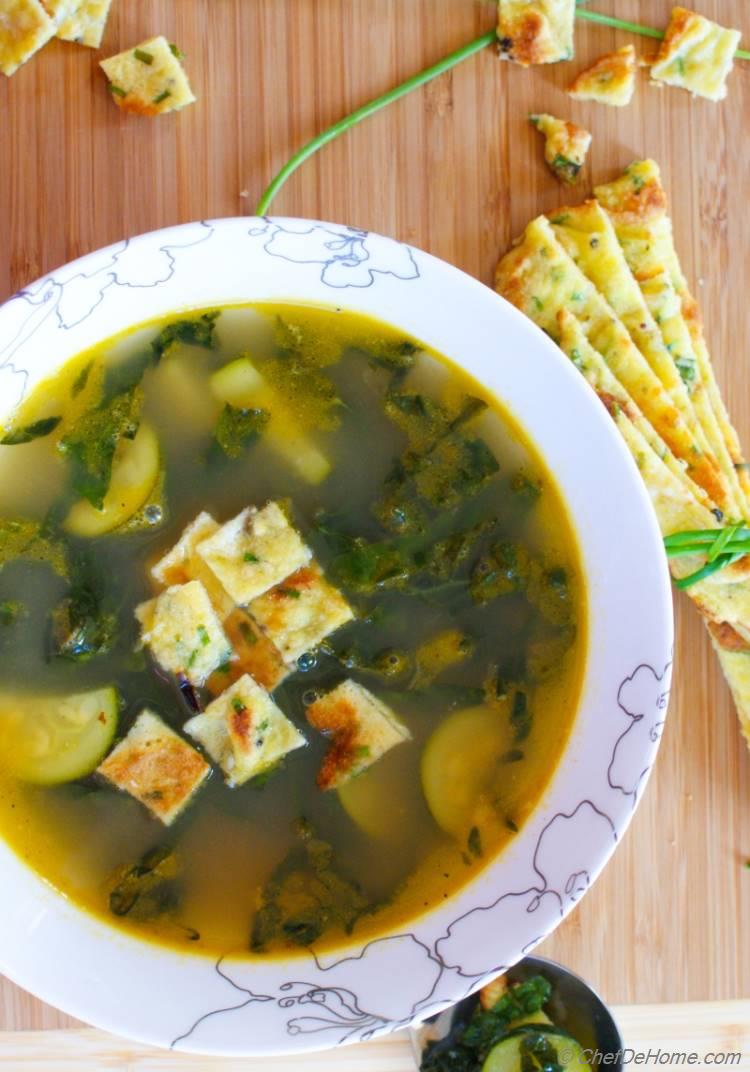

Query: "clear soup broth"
left=0, top=304, right=585, bottom=957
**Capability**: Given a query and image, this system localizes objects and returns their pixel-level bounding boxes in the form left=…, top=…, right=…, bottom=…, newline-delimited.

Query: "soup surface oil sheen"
left=0, top=304, right=585, bottom=958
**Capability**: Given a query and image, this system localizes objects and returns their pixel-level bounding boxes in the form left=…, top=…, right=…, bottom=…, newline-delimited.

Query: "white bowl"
left=0, top=218, right=672, bottom=1056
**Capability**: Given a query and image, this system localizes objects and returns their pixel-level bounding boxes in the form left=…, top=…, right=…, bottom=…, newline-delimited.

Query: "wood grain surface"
left=1, top=1002, right=749, bottom=1071
left=1, top=0, right=749, bottom=1038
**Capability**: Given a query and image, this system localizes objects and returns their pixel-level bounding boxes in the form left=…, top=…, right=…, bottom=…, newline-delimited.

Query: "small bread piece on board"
left=307, top=680, right=411, bottom=790
left=97, top=709, right=210, bottom=825
left=650, top=7, right=740, bottom=102
left=53, top=0, right=112, bottom=48
left=184, top=674, right=306, bottom=788
left=100, top=35, right=195, bottom=115
left=136, top=580, right=233, bottom=687
left=529, top=114, right=591, bottom=185
left=0, top=0, right=55, bottom=77
left=569, top=45, right=637, bottom=106
left=498, top=0, right=575, bottom=66
left=249, top=562, right=354, bottom=666
left=196, top=503, right=312, bottom=606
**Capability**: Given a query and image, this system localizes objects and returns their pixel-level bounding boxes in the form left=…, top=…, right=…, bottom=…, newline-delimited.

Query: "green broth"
left=0, top=303, right=585, bottom=957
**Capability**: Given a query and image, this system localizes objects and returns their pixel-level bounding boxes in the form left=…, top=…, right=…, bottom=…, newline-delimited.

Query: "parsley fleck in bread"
left=100, top=35, right=195, bottom=115
left=0, top=0, right=55, bottom=77
left=569, top=45, right=637, bottom=107
left=529, top=114, right=591, bottom=185
left=650, top=6, right=741, bottom=102
left=498, top=0, right=575, bottom=66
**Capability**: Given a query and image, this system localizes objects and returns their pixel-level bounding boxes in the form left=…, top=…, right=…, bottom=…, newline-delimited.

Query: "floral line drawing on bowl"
left=608, top=660, right=672, bottom=804
left=169, top=957, right=274, bottom=1050
left=167, top=654, right=663, bottom=1052
left=247, top=219, right=421, bottom=289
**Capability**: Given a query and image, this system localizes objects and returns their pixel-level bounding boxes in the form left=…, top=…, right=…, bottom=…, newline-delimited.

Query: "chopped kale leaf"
left=51, top=554, right=117, bottom=662
left=412, top=434, right=499, bottom=509
left=0, top=518, right=68, bottom=577
left=71, top=361, right=94, bottom=398
left=1, top=416, right=61, bottom=446
left=151, top=311, right=220, bottom=360
left=109, top=845, right=181, bottom=922
left=58, top=387, right=143, bottom=509
left=416, top=519, right=495, bottom=580
left=470, top=541, right=531, bottom=605
left=251, top=824, right=368, bottom=951
left=213, top=404, right=269, bottom=459
left=0, top=600, right=23, bottom=626
left=367, top=338, right=418, bottom=372
left=331, top=537, right=415, bottom=594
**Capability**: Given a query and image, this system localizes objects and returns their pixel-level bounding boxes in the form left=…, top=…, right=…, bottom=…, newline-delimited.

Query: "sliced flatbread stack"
left=495, top=160, right=750, bottom=746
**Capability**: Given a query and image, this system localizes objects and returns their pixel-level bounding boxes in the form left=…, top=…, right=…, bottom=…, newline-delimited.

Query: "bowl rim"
left=0, top=216, right=673, bottom=1055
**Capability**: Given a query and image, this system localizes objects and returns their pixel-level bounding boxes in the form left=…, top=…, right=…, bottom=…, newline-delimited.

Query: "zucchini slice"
left=64, top=422, right=160, bottom=537
left=421, top=705, right=507, bottom=838
left=338, top=748, right=422, bottom=841
left=0, top=686, right=119, bottom=785
left=211, top=357, right=330, bottom=484
left=483, top=1029, right=588, bottom=1072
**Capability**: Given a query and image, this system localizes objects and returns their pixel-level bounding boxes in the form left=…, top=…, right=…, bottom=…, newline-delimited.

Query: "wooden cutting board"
left=0, top=0, right=749, bottom=1042
left=1, top=1002, right=750, bottom=1069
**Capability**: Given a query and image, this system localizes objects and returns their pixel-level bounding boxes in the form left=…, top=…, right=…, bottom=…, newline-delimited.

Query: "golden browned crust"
left=306, top=693, right=359, bottom=790
left=505, top=12, right=547, bottom=66
left=207, top=609, right=287, bottom=693
left=707, top=620, right=750, bottom=653
left=98, top=735, right=208, bottom=823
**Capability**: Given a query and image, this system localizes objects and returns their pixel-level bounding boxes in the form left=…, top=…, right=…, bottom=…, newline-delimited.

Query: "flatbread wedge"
left=494, top=215, right=727, bottom=509
left=547, top=199, right=740, bottom=517
left=594, top=160, right=750, bottom=515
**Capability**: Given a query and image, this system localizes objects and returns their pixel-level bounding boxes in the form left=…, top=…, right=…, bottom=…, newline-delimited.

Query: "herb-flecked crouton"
left=100, top=35, right=195, bottom=115
left=184, top=674, right=306, bottom=787
left=306, top=680, right=411, bottom=790
left=97, top=709, right=210, bottom=825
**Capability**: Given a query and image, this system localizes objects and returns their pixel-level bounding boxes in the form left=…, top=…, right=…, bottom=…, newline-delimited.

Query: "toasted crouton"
left=97, top=709, right=210, bottom=825
left=136, top=580, right=233, bottom=687
left=306, top=680, right=411, bottom=790
left=207, top=609, right=289, bottom=694
left=196, top=502, right=312, bottom=606
left=150, top=511, right=234, bottom=619
left=650, top=7, right=740, bottom=102
left=480, top=975, right=509, bottom=1010
left=100, top=35, right=195, bottom=115
left=249, top=562, right=354, bottom=666
left=0, top=0, right=55, bottom=77
left=498, top=0, right=575, bottom=66
left=184, top=674, right=306, bottom=787
left=51, top=0, right=111, bottom=48
left=529, top=114, right=591, bottom=185
left=569, top=45, right=637, bottom=106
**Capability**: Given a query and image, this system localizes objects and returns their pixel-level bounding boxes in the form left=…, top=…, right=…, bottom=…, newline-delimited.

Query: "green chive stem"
left=575, top=4, right=750, bottom=61
left=255, top=30, right=495, bottom=215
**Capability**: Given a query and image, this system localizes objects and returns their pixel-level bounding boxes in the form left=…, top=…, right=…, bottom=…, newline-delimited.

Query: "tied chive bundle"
left=664, top=523, right=750, bottom=589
